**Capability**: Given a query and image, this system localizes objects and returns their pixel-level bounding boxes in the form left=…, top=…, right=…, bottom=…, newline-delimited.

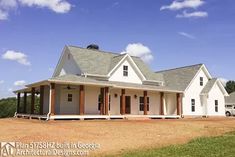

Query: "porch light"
left=114, top=94, right=118, bottom=98
left=134, top=95, right=137, bottom=99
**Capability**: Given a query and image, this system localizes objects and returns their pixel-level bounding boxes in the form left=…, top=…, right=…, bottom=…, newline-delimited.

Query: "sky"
left=0, top=0, right=235, bottom=98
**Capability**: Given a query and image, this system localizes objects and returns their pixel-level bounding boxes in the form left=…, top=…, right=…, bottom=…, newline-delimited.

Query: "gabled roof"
left=201, top=78, right=218, bottom=94
left=68, top=46, right=116, bottom=75
left=66, top=46, right=164, bottom=82
left=155, top=64, right=203, bottom=91
left=225, top=92, right=235, bottom=104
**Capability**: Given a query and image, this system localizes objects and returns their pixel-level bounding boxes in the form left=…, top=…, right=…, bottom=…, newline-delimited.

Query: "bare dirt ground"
left=1, top=117, right=235, bottom=156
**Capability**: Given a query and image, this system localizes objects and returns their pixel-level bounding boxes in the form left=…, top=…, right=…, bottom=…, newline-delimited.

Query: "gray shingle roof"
left=68, top=46, right=116, bottom=75
left=201, top=78, right=217, bottom=94
left=225, top=92, right=235, bottom=104
left=155, top=64, right=203, bottom=91
left=67, top=46, right=164, bottom=82
left=49, top=74, right=181, bottom=92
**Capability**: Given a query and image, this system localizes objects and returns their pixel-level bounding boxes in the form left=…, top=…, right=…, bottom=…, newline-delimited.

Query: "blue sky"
left=0, top=0, right=235, bottom=98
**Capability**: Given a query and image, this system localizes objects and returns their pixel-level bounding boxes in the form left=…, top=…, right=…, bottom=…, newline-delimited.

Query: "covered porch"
left=14, top=78, right=183, bottom=120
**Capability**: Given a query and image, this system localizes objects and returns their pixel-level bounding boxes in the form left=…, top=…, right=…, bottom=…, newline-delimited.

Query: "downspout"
left=14, top=93, right=18, bottom=118
left=46, top=85, right=52, bottom=121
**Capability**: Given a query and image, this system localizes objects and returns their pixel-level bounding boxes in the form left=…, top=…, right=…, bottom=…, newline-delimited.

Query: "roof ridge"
left=155, top=63, right=204, bottom=73
left=67, top=45, right=120, bottom=56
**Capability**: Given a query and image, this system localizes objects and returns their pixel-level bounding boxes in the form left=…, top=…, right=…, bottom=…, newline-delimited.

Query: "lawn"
left=115, top=131, right=235, bottom=157
left=1, top=118, right=235, bottom=156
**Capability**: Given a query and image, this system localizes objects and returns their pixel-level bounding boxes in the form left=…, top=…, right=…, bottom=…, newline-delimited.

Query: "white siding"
left=84, top=86, right=100, bottom=115
left=183, top=69, right=209, bottom=116
left=207, top=83, right=225, bottom=116
left=165, top=93, right=177, bottom=115
left=109, top=89, right=163, bottom=115
left=53, top=48, right=81, bottom=77
left=43, top=85, right=50, bottom=114
left=109, top=60, right=142, bottom=84
left=59, top=85, right=79, bottom=115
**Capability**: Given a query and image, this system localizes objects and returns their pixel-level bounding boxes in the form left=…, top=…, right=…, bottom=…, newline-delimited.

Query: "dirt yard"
left=1, top=118, right=235, bottom=156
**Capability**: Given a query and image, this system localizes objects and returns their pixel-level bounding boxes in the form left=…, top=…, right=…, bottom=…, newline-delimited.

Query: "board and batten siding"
left=207, top=83, right=225, bottom=116
left=183, top=69, right=209, bottom=116
left=109, top=59, right=142, bottom=84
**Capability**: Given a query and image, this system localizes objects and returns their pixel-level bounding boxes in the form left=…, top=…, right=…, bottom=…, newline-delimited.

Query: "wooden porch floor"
left=16, top=113, right=180, bottom=120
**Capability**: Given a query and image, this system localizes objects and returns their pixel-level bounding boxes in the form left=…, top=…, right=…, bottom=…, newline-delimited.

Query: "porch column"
left=143, top=91, right=148, bottom=115
left=120, top=89, right=125, bottom=115
left=100, top=88, right=105, bottom=115
left=104, top=87, right=109, bottom=115
left=50, top=83, right=55, bottom=115
left=79, top=85, right=85, bottom=115
left=31, top=88, right=35, bottom=114
left=160, top=92, right=164, bottom=115
left=17, top=93, right=21, bottom=113
left=23, top=92, right=27, bottom=114
left=40, top=85, right=44, bottom=115
left=177, top=93, right=182, bottom=116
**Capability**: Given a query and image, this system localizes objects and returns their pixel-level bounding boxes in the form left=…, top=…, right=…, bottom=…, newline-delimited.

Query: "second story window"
left=215, top=100, right=218, bottom=112
left=191, top=99, right=195, bottom=112
left=200, top=77, right=203, bottom=86
left=123, top=65, right=128, bottom=76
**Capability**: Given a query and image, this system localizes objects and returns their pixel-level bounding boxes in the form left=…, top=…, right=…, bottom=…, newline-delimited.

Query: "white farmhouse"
left=14, top=45, right=228, bottom=120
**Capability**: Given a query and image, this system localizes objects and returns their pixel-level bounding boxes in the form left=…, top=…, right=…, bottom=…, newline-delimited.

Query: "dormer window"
left=123, top=65, right=128, bottom=76
left=200, top=77, right=203, bottom=86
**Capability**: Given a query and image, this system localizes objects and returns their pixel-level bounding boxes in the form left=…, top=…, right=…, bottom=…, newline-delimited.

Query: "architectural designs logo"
left=0, top=142, right=15, bottom=157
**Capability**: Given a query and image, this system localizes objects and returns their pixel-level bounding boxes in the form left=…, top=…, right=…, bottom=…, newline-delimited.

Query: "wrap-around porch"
left=15, top=82, right=183, bottom=120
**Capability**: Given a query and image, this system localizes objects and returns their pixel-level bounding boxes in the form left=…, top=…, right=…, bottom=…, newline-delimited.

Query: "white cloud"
left=0, top=9, right=8, bottom=20
left=14, top=80, right=26, bottom=86
left=0, top=0, right=17, bottom=20
left=0, top=0, right=72, bottom=20
left=2, top=50, right=31, bottom=66
left=178, top=32, right=195, bottom=39
left=176, top=10, right=208, bottom=18
left=18, top=0, right=72, bottom=13
left=121, top=43, right=154, bottom=63
left=160, top=0, right=205, bottom=11
left=0, top=80, right=4, bottom=84
left=0, top=0, right=17, bottom=9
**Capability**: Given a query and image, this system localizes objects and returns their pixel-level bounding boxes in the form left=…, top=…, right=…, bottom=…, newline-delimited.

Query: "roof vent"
left=87, top=44, right=99, bottom=50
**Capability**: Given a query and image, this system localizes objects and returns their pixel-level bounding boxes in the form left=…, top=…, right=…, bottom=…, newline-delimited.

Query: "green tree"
left=0, top=96, right=40, bottom=118
left=225, top=80, right=235, bottom=94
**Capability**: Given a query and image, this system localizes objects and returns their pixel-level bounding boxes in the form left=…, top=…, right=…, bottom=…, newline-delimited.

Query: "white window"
left=139, top=97, right=149, bottom=111
left=215, top=100, right=218, bottom=112
left=191, top=99, right=195, bottom=112
left=200, top=77, right=203, bottom=86
left=68, top=94, right=72, bottom=102
left=123, top=65, right=128, bottom=76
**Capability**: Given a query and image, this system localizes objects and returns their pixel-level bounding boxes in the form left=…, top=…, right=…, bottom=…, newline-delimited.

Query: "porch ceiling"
left=14, top=74, right=183, bottom=93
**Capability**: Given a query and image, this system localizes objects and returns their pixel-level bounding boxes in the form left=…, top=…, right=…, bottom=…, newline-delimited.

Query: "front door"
left=125, top=96, right=131, bottom=114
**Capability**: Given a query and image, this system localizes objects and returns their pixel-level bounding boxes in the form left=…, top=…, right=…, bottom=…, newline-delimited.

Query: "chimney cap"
left=87, top=44, right=99, bottom=50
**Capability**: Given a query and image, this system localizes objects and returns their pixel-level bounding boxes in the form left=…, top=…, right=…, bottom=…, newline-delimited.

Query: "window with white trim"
left=191, top=99, right=195, bottom=112
left=123, top=65, right=128, bottom=76
left=98, top=94, right=111, bottom=111
left=68, top=94, right=73, bottom=102
left=139, top=97, right=149, bottom=111
left=215, top=100, right=218, bottom=112
left=200, top=77, right=203, bottom=86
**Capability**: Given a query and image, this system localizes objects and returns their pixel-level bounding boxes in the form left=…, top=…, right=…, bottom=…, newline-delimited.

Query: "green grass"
left=112, top=131, right=235, bottom=157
